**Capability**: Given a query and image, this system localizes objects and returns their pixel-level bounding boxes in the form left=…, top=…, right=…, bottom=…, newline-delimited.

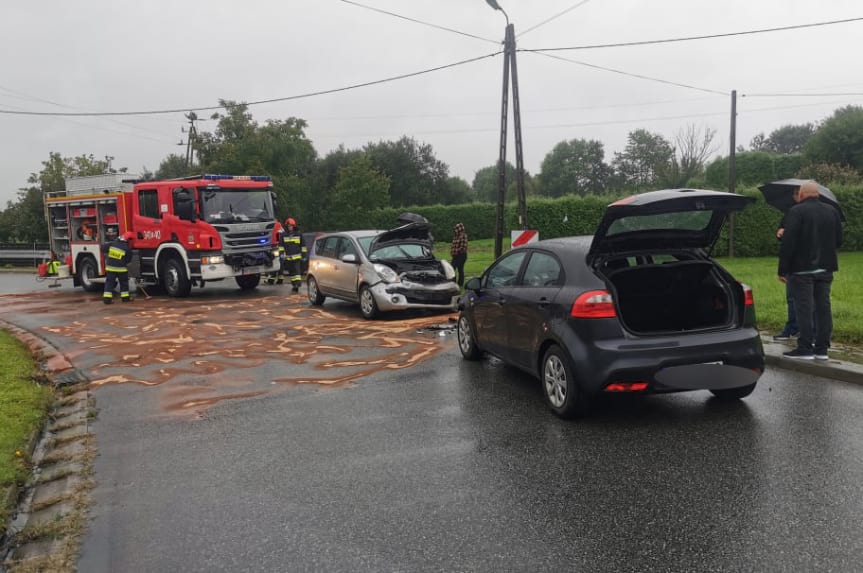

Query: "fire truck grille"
left=214, top=228, right=273, bottom=252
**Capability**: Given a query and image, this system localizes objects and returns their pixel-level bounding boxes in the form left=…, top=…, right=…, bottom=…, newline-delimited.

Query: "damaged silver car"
left=306, top=215, right=461, bottom=319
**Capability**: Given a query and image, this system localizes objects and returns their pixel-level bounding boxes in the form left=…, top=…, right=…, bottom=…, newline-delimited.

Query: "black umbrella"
left=758, top=178, right=845, bottom=221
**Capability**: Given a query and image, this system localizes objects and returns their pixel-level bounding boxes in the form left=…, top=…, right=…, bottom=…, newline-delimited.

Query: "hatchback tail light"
left=571, top=290, right=616, bottom=318
left=740, top=283, right=754, bottom=306
left=605, top=381, right=649, bottom=392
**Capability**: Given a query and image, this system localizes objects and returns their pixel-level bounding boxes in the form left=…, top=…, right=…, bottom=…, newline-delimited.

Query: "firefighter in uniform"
left=283, top=218, right=306, bottom=293
left=102, top=231, right=134, bottom=304
left=266, top=220, right=286, bottom=285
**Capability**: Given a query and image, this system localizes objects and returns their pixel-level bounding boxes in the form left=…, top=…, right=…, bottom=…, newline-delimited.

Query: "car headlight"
left=202, top=255, right=224, bottom=265
left=440, top=259, right=456, bottom=280
left=374, top=263, right=400, bottom=283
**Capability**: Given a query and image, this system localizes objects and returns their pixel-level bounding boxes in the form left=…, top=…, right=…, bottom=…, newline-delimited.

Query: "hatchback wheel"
left=710, top=382, right=757, bottom=400
left=307, top=276, right=325, bottom=305
left=457, top=313, right=482, bottom=360
left=542, top=345, right=589, bottom=418
left=359, top=285, right=379, bottom=319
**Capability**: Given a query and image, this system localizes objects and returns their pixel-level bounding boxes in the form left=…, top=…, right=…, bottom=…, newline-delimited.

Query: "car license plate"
left=242, top=266, right=263, bottom=276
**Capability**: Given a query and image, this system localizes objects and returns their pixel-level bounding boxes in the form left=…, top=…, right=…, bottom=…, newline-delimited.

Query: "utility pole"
left=728, top=90, right=737, bottom=257
left=184, top=112, right=199, bottom=169
left=488, top=0, right=527, bottom=258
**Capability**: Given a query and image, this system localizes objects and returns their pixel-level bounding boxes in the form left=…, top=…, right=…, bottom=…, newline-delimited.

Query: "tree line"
left=2, top=100, right=861, bottom=243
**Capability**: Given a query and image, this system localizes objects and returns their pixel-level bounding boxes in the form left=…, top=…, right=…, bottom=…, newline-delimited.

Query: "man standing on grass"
left=777, top=180, right=843, bottom=361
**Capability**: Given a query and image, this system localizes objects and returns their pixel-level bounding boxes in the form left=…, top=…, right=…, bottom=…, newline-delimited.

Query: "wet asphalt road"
left=2, top=272, right=863, bottom=572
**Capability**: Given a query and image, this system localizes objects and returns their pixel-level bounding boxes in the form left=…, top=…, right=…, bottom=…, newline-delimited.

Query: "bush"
left=704, top=152, right=804, bottom=189
left=316, top=185, right=862, bottom=257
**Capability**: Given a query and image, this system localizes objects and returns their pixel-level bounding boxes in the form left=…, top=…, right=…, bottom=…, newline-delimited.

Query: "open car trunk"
left=597, top=257, right=737, bottom=334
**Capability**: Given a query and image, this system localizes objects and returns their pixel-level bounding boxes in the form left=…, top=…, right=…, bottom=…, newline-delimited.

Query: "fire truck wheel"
left=235, top=274, right=260, bottom=291
left=77, top=256, right=101, bottom=293
left=162, top=256, right=192, bottom=297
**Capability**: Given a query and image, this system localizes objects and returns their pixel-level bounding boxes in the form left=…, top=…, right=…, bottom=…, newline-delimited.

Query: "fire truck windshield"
left=200, top=188, right=274, bottom=223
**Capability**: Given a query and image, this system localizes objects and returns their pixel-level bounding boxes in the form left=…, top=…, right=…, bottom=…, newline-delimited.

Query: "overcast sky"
left=2, top=0, right=862, bottom=205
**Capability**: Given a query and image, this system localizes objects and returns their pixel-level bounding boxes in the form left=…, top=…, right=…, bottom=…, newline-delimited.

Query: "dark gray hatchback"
left=457, top=189, right=765, bottom=418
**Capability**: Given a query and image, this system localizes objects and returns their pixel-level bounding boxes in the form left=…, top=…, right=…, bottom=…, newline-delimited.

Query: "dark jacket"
left=777, top=198, right=842, bottom=276
left=282, top=228, right=306, bottom=260
left=102, top=238, right=133, bottom=272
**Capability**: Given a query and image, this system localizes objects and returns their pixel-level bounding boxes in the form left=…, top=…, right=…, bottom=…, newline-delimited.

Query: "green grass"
left=436, top=240, right=863, bottom=344
left=0, top=330, right=53, bottom=494
left=718, top=252, right=863, bottom=344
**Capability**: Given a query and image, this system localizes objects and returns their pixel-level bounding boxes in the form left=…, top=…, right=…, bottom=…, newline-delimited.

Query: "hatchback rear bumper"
left=565, top=327, right=765, bottom=395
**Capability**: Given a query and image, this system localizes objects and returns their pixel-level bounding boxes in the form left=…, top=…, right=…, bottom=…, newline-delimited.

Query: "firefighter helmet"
left=121, top=232, right=135, bottom=241
left=286, top=218, right=296, bottom=226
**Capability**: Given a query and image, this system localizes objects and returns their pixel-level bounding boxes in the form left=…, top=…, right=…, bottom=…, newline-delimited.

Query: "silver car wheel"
left=360, top=287, right=375, bottom=316
left=544, top=354, right=567, bottom=408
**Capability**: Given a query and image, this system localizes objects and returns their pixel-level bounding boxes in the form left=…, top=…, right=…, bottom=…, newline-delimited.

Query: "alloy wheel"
left=544, top=354, right=567, bottom=408
left=458, top=316, right=472, bottom=354
left=360, top=288, right=375, bottom=316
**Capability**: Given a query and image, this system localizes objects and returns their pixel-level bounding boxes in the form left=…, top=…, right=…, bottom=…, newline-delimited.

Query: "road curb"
left=762, top=338, right=863, bottom=387
left=0, top=320, right=72, bottom=539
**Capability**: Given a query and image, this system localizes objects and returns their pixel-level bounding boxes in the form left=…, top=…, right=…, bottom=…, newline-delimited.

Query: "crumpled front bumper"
left=369, top=281, right=460, bottom=313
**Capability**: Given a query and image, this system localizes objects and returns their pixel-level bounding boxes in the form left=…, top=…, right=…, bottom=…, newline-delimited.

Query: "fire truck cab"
left=45, top=174, right=280, bottom=296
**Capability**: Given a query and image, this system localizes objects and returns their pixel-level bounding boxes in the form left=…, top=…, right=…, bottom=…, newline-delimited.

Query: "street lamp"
left=485, top=0, right=509, bottom=24
left=487, top=0, right=527, bottom=258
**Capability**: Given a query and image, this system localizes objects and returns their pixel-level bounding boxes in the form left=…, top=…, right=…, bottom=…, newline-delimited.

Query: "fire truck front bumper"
left=199, top=252, right=279, bottom=280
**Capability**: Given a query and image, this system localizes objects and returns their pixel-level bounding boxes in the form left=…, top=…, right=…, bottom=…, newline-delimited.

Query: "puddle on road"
left=1, top=291, right=457, bottom=416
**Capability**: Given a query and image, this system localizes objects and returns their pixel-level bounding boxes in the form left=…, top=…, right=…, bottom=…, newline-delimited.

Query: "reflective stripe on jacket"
left=103, top=239, right=132, bottom=272
left=283, top=232, right=304, bottom=260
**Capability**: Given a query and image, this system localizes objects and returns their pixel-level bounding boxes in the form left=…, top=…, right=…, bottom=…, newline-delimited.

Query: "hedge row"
left=355, top=185, right=861, bottom=257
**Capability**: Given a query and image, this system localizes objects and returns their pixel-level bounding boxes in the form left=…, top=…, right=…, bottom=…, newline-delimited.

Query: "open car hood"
left=588, top=189, right=754, bottom=260
left=369, top=221, right=434, bottom=254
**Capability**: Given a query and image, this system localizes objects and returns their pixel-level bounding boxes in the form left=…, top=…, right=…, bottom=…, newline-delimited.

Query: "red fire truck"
left=44, top=173, right=280, bottom=296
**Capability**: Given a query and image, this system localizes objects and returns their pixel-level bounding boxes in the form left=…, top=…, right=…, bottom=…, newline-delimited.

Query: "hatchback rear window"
left=606, top=211, right=712, bottom=235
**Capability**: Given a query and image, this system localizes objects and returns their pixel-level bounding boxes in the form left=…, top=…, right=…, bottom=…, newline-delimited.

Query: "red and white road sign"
left=511, top=229, right=539, bottom=248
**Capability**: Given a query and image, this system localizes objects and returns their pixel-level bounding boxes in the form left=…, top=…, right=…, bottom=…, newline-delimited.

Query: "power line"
left=526, top=16, right=863, bottom=52
left=0, top=51, right=501, bottom=118
left=743, top=92, right=863, bottom=98
left=338, top=0, right=498, bottom=44
left=523, top=50, right=729, bottom=96
left=0, top=84, right=179, bottom=137
left=303, top=96, right=718, bottom=122
left=314, top=111, right=728, bottom=138
left=518, top=0, right=593, bottom=38
left=313, top=98, right=863, bottom=139
left=742, top=99, right=863, bottom=113
left=0, top=94, right=174, bottom=145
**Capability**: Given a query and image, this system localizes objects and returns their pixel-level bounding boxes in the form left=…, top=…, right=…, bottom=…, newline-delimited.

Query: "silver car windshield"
left=357, top=236, right=375, bottom=255
left=369, top=243, right=431, bottom=261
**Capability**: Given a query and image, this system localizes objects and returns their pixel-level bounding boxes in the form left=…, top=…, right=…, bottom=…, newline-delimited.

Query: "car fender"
left=535, top=317, right=591, bottom=381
